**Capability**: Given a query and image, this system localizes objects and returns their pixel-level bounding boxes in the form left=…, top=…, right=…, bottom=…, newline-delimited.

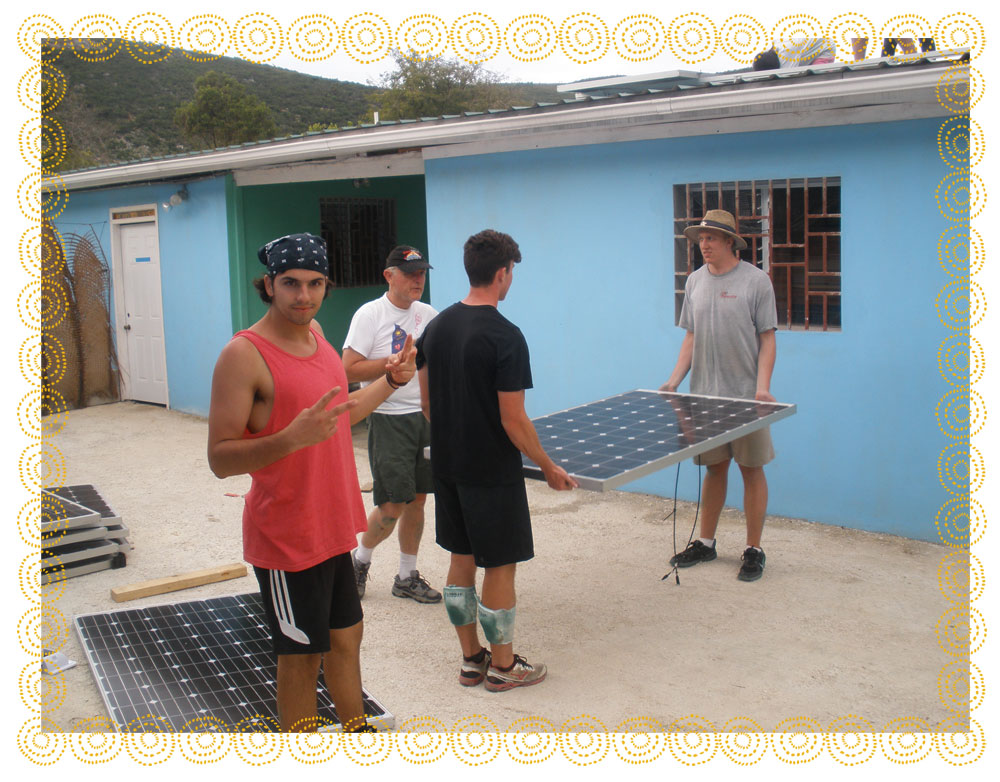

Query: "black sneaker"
left=738, top=547, right=766, bottom=581
left=669, top=539, right=717, bottom=568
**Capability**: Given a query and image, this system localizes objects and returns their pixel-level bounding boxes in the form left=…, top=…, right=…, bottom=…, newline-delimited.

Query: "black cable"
left=662, top=461, right=702, bottom=583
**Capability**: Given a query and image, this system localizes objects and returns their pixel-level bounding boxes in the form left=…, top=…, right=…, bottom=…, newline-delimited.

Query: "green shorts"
left=694, top=425, right=775, bottom=468
left=368, top=412, right=434, bottom=506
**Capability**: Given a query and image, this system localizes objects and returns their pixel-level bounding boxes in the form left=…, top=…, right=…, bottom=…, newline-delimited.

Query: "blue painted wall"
left=423, top=119, right=954, bottom=541
left=53, top=176, right=232, bottom=416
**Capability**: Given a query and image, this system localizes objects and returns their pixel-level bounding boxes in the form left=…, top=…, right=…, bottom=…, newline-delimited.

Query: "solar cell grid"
left=75, top=593, right=393, bottom=732
left=47, top=485, right=121, bottom=522
left=40, top=491, right=102, bottom=533
left=524, top=390, right=796, bottom=490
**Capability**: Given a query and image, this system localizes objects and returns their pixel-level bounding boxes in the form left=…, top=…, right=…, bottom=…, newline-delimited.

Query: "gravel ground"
left=41, top=401, right=955, bottom=734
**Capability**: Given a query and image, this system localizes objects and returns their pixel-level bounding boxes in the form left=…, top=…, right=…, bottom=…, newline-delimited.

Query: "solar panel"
left=45, top=554, right=124, bottom=584
left=74, top=593, right=394, bottom=732
left=43, top=538, right=121, bottom=567
left=524, top=390, right=796, bottom=491
left=41, top=485, right=131, bottom=584
left=46, top=484, right=130, bottom=546
left=48, top=484, right=124, bottom=527
left=40, top=490, right=102, bottom=535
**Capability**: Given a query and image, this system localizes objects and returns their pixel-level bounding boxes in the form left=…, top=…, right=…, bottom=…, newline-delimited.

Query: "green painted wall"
left=232, top=175, right=428, bottom=347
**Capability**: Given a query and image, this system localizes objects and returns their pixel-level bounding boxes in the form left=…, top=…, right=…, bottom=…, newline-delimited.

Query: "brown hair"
left=463, top=229, right=521, bottom=287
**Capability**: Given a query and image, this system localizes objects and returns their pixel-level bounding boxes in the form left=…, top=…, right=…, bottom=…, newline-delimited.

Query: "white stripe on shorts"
left=269, top=570, right=311, bottom=645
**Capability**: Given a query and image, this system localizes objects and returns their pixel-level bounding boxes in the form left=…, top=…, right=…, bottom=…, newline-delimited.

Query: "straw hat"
left=683, top=209, right=747, bottom=251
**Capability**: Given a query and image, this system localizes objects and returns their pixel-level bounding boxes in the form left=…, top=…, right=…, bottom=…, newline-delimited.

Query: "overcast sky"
left=18, top=0, right=984, bottom=86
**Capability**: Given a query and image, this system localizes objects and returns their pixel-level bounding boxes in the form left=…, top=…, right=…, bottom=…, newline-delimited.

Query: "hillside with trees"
left=43, top=40, right=563, bottom=172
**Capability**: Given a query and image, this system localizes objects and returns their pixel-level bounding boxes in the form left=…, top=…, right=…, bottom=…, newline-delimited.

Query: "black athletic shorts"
left=433, top=476, right=533, bottom=568
left=253, top=552, right=363, bottom=656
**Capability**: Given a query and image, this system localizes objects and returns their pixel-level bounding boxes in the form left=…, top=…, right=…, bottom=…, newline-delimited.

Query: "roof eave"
left=46, top=65, right=963, bottom=192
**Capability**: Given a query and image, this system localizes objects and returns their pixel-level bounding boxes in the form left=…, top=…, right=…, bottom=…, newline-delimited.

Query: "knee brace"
left=443, top=586, right=477, bottom=627
left=477, top=600, right=516, bottom=645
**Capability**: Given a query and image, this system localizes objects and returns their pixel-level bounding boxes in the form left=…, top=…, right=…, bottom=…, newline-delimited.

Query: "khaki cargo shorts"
left=694, top=426, right=774, bottom=468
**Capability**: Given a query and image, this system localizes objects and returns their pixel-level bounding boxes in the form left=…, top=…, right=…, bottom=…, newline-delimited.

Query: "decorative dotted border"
left=16, top=9, right=986, bottom=770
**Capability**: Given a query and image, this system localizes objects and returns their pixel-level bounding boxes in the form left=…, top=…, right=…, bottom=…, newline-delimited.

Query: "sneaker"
left=484, top=655, right=547, bottom=692
left=459, top=648, right=491, bottom=687
left=352, top=550, right=370, bottom=599
left=669, top=539, right=717, bottom=568
left=391, top=570, right=442, bottom=603
left=738, top=547, right=766, bottom=581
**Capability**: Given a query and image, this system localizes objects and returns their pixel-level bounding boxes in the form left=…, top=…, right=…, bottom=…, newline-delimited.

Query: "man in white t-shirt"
left=343, top=246, right=441, bottom=603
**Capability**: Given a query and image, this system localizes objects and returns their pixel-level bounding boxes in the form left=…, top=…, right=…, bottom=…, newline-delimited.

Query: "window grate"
left=319, top=197, right=397, bottom=288
left=673, top=178, right=841, bottom=330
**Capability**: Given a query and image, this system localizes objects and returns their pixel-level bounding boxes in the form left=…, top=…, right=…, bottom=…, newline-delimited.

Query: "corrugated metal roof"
left=47, top=49, right=968, bottom=185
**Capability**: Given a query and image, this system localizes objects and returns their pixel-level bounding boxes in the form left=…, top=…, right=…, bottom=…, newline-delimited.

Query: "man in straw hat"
left=661, top=210, right=778, bottom=581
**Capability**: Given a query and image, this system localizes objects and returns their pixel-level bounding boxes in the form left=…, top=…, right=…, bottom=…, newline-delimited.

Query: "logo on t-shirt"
left=720, top=291, right=738, bottom=299
left=391, top=324, right=407, bottom=353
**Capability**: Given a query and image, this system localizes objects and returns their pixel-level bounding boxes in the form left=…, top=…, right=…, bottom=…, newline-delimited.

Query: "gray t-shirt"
left=679, top=261, right=777, bottom=400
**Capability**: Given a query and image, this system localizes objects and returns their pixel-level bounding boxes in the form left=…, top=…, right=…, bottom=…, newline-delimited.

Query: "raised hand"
left=285, top=387, right=357, bottom=449
left=386, top=333, right=417, bottom=386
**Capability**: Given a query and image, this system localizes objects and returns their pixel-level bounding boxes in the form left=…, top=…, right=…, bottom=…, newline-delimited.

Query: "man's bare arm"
left=207, top=339, right=356, bottom=478
left=342, top=347, right=394, bottom=383
left=755, top=329, right=777, bottom=402
left=498, top=390, right=577, bottom=490
left=345, top=334, right=417, bottom=425
left=660, top=331, right=694, bottom=392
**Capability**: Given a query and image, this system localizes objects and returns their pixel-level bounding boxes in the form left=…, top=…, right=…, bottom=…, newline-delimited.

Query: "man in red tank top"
left=208, top=233, right=416, bottom=732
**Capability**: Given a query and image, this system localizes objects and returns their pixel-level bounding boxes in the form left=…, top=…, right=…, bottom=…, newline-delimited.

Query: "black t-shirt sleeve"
left=495, top=326, right=533, bottom=392
left=415, top=328, right=427, bottom=370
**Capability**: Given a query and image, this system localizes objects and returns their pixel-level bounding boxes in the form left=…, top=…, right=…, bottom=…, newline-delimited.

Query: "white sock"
left=399, top=553, right=417, bottom=579
left=699, top=538, right=715, bottom=548
left=355, top=543, right=374, bottom=564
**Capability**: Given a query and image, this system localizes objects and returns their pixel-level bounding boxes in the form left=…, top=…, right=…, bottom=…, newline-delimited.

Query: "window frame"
left=673, top=178, right=842, bottom=331
left=319, top=196, right=397, bottom=289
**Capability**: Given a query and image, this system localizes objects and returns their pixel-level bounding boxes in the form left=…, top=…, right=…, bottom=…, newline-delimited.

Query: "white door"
left=120, top=222, right=168, bottom=404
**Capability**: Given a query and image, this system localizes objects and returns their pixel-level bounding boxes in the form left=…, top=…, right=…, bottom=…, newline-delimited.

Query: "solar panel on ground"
left=75, top=593, right=394, bottom=732
left=47, top=484, right=130, bottom=544
left=40, top=491, right=102, bottom=535
left=524, top=390, right=796, bottom=490
left=42, top=538, right=120, bottom=567
left=42, top=485, right=131, bottom=584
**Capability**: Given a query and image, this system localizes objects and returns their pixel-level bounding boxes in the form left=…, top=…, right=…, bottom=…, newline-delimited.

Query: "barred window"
left=319, top=197, right=397, bottom=288
left=673, top=178, right=841, bottom=330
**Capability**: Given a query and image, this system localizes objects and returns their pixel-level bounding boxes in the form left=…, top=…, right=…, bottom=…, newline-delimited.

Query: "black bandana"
left=257, top=233, right=329, bottom=276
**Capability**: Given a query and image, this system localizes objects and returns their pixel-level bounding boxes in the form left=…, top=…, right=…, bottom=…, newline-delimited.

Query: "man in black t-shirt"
left=416, top=229, right=576, bottom=692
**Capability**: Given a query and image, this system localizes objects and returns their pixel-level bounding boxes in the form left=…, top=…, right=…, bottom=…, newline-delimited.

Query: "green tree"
left=175, top=71, right=277, bottom=149
left=370, top=50, right=515, bottom=121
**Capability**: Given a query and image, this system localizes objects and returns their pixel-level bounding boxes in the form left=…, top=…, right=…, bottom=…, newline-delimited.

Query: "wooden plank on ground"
left=111, top=563, right=248, bottom=603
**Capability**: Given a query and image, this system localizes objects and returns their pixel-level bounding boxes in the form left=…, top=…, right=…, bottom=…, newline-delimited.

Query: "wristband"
left=385, top=371, right=406, bottom=390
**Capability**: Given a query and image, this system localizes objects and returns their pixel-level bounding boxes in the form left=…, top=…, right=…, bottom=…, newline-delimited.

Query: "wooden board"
left=111, top=563, right=248, bottom=603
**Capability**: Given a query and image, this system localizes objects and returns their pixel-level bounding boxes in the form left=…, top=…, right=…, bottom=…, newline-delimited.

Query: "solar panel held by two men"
left=523, top=390, right=796, bottom=491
